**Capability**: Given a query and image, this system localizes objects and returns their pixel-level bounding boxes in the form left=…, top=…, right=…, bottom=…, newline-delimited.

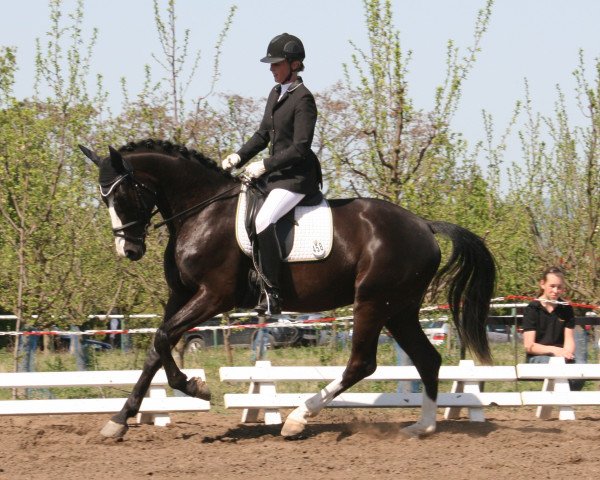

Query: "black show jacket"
left=237, top=77, right=322, bottom=196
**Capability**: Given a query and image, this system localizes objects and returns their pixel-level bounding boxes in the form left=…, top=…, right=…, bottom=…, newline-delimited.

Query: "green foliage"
left=509, top=57, right=600, bottom=302
left=319, top=0, right=493, bottom=208
left=0, top=1, right=116, bottom=332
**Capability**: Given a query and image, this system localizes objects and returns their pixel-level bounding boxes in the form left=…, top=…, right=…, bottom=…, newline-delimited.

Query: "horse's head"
left=80, top=145, right=157, bottom=261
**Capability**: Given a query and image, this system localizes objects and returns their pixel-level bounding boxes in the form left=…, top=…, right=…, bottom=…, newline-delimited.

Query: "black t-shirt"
left=522, top=300, right=574, bottom=357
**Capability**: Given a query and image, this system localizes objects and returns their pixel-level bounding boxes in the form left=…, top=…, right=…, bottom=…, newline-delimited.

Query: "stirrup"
left=254, top=290, right=282, bottom=316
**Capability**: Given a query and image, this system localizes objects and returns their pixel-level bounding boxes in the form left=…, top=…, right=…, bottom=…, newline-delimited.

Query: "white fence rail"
left=518, top=357, right=600, bottom=420
left=2, top=359, right=600, bottom=427
left=221, top=359, right=600, bottom=424
left=0, top=368, right=209, bottom=426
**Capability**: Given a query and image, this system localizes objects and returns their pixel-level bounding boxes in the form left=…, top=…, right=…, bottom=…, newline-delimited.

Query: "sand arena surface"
left=1, top=408, right=600, bottom=479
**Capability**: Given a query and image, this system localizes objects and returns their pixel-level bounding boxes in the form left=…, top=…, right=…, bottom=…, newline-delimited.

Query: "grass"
left=0, top=338, right=597, bottom=407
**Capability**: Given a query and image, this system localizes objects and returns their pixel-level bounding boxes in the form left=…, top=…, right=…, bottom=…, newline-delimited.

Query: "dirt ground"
left=1, top=407, right=599, bottom=480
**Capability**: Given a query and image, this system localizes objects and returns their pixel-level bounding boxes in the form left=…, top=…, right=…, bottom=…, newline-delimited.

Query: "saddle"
left=235, top=183, right=333, bottom=262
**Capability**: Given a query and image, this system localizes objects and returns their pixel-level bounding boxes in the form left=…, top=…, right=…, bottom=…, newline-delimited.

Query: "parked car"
left=486, top=324, right=512, bottom=343
left=294, top=313, right=328, bottom=346
left=420, top=319, right=449, bottom=345
left=486, top=316, right=522, bottom=343
left=183, top=315, right=300, bottom=353
left=56, top=333, right=113, bottom=352
left=292, top=313, right=353, bottom=346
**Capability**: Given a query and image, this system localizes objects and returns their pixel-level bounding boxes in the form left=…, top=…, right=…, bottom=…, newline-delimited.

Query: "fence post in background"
left=574, top=323, right=588, bottom=365
left=120, top=315, right=132, bottom=352
left=512, top=306, right=519, bottom=365
left=586, top=311, right=599, bottom=363
left=70, top=325, right=90, bottom=371
left=222, top=312, right=234, bottom=365
left=17, top=330, right=38, bottom=399
left=594, top=323, right=600, bottom=363
left=393, top=342, right=421, bottom=393
left=18, top=331, right=37, bottom=373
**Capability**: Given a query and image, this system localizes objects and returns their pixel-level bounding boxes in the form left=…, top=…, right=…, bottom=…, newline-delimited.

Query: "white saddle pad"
left=235, top=187, right=333, bottom=262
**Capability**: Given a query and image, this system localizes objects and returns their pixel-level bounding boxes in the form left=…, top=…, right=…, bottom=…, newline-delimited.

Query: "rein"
left=105, top=163, right=243, bottom=244
left=152, top=184, right=241, bottom=230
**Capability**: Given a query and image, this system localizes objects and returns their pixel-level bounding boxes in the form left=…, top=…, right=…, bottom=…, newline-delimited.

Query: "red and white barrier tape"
left=0, top=296, right=597, bottom=337
left=0, top=316, right=349, bottom=337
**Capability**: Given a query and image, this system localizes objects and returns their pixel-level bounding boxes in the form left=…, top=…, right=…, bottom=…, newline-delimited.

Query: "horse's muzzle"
left=124, top=243, right=145, bottom=261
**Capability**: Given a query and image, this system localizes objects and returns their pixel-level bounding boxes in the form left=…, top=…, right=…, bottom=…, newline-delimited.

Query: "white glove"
left=244, top=160, right=267, bottom=179
left=221, top=153, right=241, bottom=170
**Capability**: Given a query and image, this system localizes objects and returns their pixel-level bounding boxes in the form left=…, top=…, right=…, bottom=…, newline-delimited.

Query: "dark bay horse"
left=79, top=139, right=495, bottom=438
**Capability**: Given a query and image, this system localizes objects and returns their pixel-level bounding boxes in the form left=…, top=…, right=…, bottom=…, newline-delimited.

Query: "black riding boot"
left=254, top=224, right=282, bottom=316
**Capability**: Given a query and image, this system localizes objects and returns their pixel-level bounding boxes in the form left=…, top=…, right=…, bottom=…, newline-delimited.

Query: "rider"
left=221, top=33, right=322, bottom=315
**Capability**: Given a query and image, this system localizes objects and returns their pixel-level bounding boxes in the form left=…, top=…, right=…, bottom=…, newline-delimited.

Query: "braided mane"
left=118, top=139, right=235, bottom=179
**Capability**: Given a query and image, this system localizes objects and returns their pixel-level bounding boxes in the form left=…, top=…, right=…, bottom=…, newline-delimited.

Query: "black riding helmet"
left=260, top=33, right=305, bottom=64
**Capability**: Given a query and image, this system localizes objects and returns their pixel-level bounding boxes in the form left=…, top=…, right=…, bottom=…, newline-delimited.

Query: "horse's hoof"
left=400, top=422, right=436, bottom=438
left=186, top=377, right=211, bottom=400
left=281, top=417, right=306, bottom=437
left=100, top=420, right=128, bottom=439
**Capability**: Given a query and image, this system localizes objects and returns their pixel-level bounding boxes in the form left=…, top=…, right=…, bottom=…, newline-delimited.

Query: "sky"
left=2, top=0, right=600, bottom=169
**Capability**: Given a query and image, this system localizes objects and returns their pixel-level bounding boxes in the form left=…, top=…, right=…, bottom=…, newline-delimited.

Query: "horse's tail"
left=428, top=221, right=496, bottom=364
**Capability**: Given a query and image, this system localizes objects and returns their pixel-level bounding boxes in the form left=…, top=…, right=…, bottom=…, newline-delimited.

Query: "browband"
left=99, top=174, right=129, bottom=197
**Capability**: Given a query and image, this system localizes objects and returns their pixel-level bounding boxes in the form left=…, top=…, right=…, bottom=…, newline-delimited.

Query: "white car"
left=420, top=319, right=450, bottom=345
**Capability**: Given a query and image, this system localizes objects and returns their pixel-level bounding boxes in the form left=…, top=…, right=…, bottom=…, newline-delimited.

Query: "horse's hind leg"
left=385, top=310, right=442, bottom=437
left=281, top=300, right=383, bottom=437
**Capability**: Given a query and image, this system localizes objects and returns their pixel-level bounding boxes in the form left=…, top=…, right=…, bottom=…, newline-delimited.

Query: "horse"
left=79, top=139, right=495, bottom=439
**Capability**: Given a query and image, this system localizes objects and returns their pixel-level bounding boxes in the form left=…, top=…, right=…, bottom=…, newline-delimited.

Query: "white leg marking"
left=100, top=419, right=128, bottom=438
left=108, top=198, right=126, bottom=257
left=402, top=393, right=437, bottom=437
left=282, top=378, right=344, bottom=437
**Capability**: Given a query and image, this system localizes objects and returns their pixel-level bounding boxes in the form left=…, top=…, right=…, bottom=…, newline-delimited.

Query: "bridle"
left=101, top=172, right=159, bottom=245
left=102, top=171, right=241, bottom=244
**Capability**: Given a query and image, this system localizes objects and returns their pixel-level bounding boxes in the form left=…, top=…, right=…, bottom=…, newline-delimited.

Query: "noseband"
left=101, top=173, right=158, bottom=245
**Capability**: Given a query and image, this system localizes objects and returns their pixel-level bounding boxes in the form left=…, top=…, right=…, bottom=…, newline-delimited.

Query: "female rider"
left=221, top=33, right=322, bottom=315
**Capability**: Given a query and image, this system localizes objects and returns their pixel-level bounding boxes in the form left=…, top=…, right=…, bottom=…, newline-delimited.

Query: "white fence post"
left=136, top=385, right=171, bottom=426
left=536, top=357, right=575, bottom=421
left=444, top=360, right=486, bottom=422
left=240, top=360, right=282, bottom=425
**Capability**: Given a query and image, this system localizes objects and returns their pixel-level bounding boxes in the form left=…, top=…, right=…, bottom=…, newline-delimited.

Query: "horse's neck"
left=147, top=157, right=236, bottom=223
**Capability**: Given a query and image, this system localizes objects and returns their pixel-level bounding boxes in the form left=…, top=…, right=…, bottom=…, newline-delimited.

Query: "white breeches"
left=255, top=188, right=305, bottom=234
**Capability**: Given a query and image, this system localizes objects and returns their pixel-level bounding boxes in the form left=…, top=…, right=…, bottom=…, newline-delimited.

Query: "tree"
left=509, top=54, right=600, bottom=303
left=319, top=0, right=493, bottom=211
left=0, top=1, right=125, bottom=372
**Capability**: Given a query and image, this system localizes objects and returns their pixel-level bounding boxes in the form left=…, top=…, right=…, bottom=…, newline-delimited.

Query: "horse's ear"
left=108, top=146, right=133, bottom=174
left=79, top=144, right=101, bottom=166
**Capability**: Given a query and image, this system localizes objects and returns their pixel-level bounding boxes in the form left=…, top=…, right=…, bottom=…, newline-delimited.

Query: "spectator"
left=522, top=266, right=583, bottom=390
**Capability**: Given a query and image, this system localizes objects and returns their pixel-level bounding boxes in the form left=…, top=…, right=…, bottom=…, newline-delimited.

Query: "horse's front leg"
left=153, top=325, right=211, bottom=399
left=100, top=348, right=162, bottom=438
left=152, top=293, right=221, bottom=399
left=100, top=291, right=219, bottom=439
